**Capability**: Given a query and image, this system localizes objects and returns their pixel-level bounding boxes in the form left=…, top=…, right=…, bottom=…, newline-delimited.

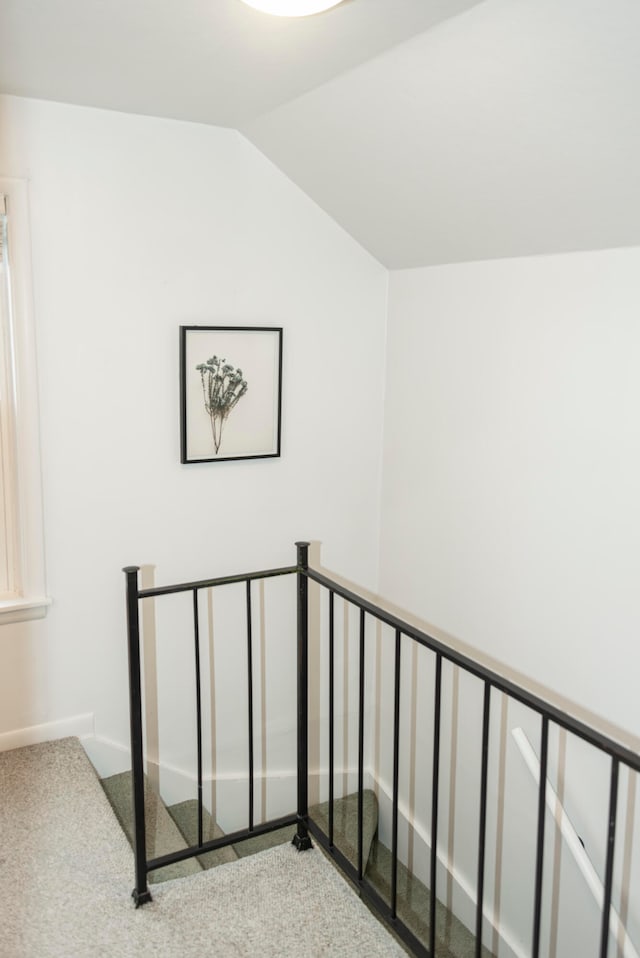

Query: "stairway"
left=1, top=738, right=405, bottom=958
left=101, top=771, right=495, bottom=958
left=101, top=772, right=379, bottom=882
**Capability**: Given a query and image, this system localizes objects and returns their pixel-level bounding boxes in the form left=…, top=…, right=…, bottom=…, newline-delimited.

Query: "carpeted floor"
left=0, top=738, right=406, bottom=958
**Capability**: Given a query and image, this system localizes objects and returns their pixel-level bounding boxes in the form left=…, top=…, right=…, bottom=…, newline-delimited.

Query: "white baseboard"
left=81, top=733, right=131, bottom=778
left=0, top=713, right=95, bottom=752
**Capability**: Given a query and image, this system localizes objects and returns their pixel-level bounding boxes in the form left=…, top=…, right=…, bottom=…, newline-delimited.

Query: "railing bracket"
left=292, top=832, right=313, bottom=852
left=131, top=888, right=152, bottom=908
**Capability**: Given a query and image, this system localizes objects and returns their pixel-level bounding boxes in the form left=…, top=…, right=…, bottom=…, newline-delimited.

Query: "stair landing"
left=101, top=769, right=496, bottom=957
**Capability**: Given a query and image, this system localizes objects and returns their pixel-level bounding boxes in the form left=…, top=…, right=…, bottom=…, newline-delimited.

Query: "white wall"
left=379, top=248, right=640, bottom=956
left=380, top=247, right=640, bottom=740
left=3, top=90, right=639, bottom=956
left=0, top=96, right=387, bottom=766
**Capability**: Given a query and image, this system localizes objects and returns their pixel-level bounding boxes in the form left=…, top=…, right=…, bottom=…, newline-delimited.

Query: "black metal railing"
left=123, top=553, right=304, bottom=906
left=124, top=541, right=640, bottom=958
left=302, top=559, right=640, bottom=958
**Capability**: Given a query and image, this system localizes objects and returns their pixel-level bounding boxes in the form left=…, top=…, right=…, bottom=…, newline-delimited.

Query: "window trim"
left=0, top=177, right=49, bottom=625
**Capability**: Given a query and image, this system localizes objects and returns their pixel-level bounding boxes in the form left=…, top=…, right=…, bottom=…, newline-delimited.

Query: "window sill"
left=0, top=596, right=52, bottom=625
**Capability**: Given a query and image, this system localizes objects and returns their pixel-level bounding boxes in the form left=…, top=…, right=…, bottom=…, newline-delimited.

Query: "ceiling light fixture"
left=240, top=0, right=345, bottom=17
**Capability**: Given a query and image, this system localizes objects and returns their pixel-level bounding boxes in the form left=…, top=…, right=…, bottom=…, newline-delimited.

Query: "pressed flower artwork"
left=180, top=326, right=282, bottom=463
left=197, top=356, right=248, bottom=454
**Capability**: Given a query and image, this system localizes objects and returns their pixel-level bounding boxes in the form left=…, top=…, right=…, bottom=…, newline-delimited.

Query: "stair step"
left=166, top=800, right=238, bottom=869
left=101, top=769, right=493, bottom=955
left=366, top=841, right=495, bottom=958
left=101, top=772, right=202, bottom=884
left=101, top=772, right=378, bottom=884
left=309, top=789, right=379, bottom=872
left=232, top=789, right=379, bottom=871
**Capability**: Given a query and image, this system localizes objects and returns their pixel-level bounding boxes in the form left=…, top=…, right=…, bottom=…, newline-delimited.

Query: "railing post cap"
left=295, top=542, right=310, bottom=570
left=123, top=565, right=140, bottom=574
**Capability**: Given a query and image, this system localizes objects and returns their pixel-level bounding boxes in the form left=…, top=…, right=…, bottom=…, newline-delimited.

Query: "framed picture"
left=180, top=325, right=283, bottom=463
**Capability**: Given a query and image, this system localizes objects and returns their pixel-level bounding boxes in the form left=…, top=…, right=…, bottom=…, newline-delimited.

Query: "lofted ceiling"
left=1, top=0, right=639, bottom=268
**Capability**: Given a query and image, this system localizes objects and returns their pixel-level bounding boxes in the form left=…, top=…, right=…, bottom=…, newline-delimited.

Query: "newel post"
left=293, top=542, right=313, bottom=851
left=123, top=565, right=152, bottom=906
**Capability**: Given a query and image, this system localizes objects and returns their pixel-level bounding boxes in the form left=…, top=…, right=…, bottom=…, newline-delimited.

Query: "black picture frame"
left=180, top=325, right=283, bottom=464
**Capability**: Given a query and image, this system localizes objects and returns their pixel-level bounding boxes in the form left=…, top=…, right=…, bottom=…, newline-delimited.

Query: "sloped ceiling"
left=0, top=0, right=482, bottom=127
left=1, top=0, right=639, bottom=268
left=244, top=0, right=640, bottom=267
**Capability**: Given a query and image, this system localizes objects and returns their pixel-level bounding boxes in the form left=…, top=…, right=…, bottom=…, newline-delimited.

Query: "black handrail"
left=301, top=561, right=640, bottom=958
left=137, top=564, right=298, bottom=599
left=304, top=566, right=640, bottom=772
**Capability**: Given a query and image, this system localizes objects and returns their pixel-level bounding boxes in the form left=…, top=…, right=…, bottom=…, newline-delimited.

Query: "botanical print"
left=181, top=325, right=281, bottom=464
left=197, top=355, right=248, bottom=454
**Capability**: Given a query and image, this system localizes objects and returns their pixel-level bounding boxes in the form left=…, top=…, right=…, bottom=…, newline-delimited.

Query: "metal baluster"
left=599, top=758, right=620, bottom=958
left=358, top=607, right=366, bottom=881
left=193, top=589, right=204, bottom=847
left=475, top=681, right=492, bottom=958
left=429, top=653, right=442, bottom=956
left=391, top=629, right=402, bottom=919
left=532, top=715, right=549, bottom=958
left=246, top=579, right=254, bottom=831
left=123, top=566, right=152, bottom=906
left=293, top=542, right=312, bottom=850
left=329, top=590, right=335, bottom=847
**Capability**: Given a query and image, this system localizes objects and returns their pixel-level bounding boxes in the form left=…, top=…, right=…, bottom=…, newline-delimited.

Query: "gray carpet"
left=99, top=766, right=492, bottom=957
left=0, top=738, right=406, bottom=958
